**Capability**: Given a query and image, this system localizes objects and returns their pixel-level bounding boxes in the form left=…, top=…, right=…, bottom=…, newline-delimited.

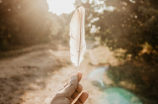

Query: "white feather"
left=69, top=6, right=86, bottom=66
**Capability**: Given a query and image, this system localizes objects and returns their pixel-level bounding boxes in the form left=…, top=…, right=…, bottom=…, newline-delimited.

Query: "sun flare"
left=46, top=0, right=75, bottom=15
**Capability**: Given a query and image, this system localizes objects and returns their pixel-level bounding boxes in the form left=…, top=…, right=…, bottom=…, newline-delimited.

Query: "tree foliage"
left=0, top=0, right=71, bottom=51
left=75, top=0, right=158, bottom=64
left=0, top=0, right=51, bottom=51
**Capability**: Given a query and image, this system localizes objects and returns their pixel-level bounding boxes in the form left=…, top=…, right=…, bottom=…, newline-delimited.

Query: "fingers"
left=58, top=82, right=68, bottom=91
left=60, top=72, right=82, bottom=91
left=60, top=72, right=82, bottom=97
left=62, top=73, right=78, bottom=96
left=71, top=83, right=83, bottom=102
left=74, top=92, right=89, bottom=104
left=78, top=72, right=82, bottom=82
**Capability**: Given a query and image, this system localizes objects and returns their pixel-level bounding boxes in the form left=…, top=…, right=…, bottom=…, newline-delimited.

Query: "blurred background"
left=0, top=0, right=158, bottom=104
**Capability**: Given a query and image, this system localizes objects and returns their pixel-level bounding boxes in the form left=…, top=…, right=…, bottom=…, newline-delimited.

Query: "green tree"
left=0, top=0, right=51, bottom=51
left=50, top=13, right=72, bottom=43
left=75, top=0, right=158, bottom=64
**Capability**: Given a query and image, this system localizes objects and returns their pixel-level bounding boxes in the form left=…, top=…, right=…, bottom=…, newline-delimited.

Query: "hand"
left=44, top=72, right=89, bottom=104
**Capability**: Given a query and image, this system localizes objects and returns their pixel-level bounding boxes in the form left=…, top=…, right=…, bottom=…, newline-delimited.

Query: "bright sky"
left=46, top=0, right=75, bottom=15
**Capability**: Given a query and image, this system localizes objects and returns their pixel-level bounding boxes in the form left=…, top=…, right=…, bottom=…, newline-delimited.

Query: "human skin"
left=44, top=72, right=89, bottom=104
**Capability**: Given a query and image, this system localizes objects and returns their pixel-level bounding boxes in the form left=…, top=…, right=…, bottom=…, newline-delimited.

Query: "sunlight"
left=46, top=0, right=75, bottom=15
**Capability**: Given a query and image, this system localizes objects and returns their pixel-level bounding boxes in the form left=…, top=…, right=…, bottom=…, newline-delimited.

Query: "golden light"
left=46, top=0, right=75, bottom=15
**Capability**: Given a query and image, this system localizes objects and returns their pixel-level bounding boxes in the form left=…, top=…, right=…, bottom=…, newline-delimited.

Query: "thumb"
left=61, top=74, right=79, bottom=97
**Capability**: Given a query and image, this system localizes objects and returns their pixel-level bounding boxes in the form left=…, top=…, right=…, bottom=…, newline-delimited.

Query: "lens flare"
left=88, top=66, right=109, bottom=88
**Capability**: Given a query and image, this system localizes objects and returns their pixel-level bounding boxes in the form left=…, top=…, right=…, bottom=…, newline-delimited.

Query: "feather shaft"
left=69, top=6, right=86, bottom=67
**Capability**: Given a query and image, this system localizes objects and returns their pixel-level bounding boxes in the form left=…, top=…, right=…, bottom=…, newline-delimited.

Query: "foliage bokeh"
left=1, top=0, right=158, bottom=63
left=75, top=0, right=158, bottom=64
left=74, top=0, right=158, bottom=103
left=0, top=0, right=158, bottom=103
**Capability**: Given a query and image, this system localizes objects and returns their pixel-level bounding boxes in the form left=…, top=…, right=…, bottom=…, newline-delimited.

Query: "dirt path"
left=0, top=45, right=117, bottom=104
